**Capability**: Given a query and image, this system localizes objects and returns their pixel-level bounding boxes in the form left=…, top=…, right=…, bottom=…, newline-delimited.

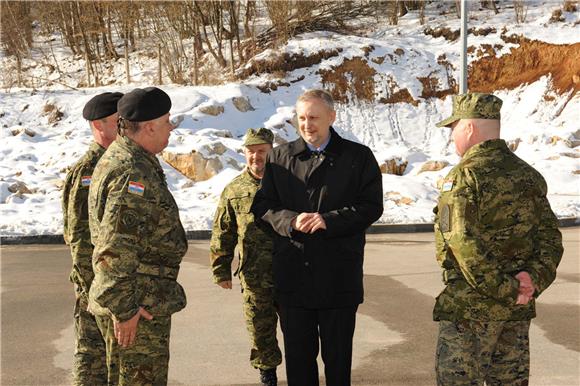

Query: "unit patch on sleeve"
left=116, top=206, right=140, bottom=235
left=128, top=181, right=145, bottom=196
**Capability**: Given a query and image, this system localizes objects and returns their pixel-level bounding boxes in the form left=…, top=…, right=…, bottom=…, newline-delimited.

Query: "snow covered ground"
left=1, top=1, right=578, bottom=236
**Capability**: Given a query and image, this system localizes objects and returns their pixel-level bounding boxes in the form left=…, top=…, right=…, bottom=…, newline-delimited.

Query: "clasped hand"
left=113, top=307, right=153, bottom=348
left=292, top=212, right=327, bottom=234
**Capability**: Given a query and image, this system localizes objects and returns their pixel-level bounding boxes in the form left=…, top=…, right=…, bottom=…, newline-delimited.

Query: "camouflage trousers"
left=95, top=314, right=171, bottom=386
left=73, top=289, right=107, bottom=386
left=436, top=320, right=531, bottom=386
left=242, top=285, right=282, bottom=370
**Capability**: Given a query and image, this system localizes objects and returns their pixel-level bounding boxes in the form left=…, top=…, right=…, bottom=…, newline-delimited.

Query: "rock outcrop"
left=380, top=157, right=408, bottom=175
left=418, top=160, right=449, bottom=174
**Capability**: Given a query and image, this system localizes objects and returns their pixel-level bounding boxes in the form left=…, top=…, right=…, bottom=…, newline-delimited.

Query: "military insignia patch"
left=128, top=181, right=145, bottom=196
left=440, top=204, right=451, bottom=232
left=442, top=179, right=454, bottom=192
left=81, top=176, right=92, bottom=187
left=116, top=206, right=140, bottom=235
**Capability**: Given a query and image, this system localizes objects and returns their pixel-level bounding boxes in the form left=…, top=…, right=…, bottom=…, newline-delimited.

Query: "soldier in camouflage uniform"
left=433, top=93, right=564, bottom=385
left=210, top=128, right=282, bottom=386
left=62, top=91, right=123, bottom=385
left=88, top=87, right=187, bottom=385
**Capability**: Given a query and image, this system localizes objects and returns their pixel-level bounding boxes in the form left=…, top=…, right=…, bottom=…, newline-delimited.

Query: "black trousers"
left=277, top=305, right=358, bottom=386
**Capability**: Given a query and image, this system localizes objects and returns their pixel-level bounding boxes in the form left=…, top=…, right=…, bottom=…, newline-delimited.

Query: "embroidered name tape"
left=128, top=181, right=145, bottom=196
left=81, top=176, right=92, bottom=187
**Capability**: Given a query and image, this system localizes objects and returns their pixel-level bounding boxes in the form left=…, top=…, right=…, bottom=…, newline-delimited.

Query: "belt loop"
left=159, top=264, right=165, bottom=278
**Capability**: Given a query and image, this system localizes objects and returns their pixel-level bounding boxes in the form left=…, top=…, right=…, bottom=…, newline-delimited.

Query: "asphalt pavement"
left=1, top=228, right=579, bottom=386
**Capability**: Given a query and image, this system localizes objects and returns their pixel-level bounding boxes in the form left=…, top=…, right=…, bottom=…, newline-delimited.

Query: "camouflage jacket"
left=210, top=168, right=274, bottom=289
left=62, top=141, right=105, bottom=298
left=88, top=135, right=188, bottom=322
left=433, top=139, right=563, bottom=321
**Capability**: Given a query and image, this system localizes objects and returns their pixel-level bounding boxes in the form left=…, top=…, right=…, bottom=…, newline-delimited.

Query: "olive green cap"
left=243, top=127, right=274, bottom=146
left=436, top=93, right=503, bottom=128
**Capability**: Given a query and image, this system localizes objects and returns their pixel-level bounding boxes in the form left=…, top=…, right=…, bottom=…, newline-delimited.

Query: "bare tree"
left=195, top=1, right=228, bottom=68
left=418, top=0, right=426, bottom=25
left=256, top=1, right=376, bottom=49
left=513, top=0, right=527, bottom=23
left=264, top=0, right=293, bottom=46
left=1, top=1, right=33, bottom=86
left=480, top=0, right=499, bottom=14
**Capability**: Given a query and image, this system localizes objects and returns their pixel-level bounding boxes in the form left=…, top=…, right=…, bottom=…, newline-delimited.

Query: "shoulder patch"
left=80, top=175, right=92, bottom=187
left=441, top=179, right=454, bottom=192
left=128, top=181, right=145, bottom=196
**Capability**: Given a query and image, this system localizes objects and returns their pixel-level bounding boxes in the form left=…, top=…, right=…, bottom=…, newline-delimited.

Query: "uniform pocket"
left=230, top=193, right=253, bottom=214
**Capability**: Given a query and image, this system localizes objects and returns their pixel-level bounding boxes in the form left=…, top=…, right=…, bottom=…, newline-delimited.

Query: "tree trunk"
left=16, top=54, right=23, bottom=87
left=105, top=5, right=118, bottom=59
left=73, top=1, right=95, bottom=80
left=195, top=2, right=227, bottom=68
left=418, top=0, right=426, bottom=24
left=85, top=50, right=91, bottom=87
left=192, top=16, right=200, bottom=85
left=158, top=44, right=163, bottom=85
left=193, top=37, right=199, bottom=85
left=229, top=36, right=235, bottom=76
left=124, top=37, right=131, bottom=84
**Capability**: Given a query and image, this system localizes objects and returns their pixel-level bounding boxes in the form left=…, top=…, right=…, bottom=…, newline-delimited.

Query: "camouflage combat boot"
left=259, top=368, right=277, bottom=386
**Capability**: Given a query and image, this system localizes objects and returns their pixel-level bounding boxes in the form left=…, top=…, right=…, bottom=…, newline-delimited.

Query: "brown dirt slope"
left=318, top=57, right=377, bottom=103
left=469, top=39, right=580, bottom=94
left=246, top=38, right=578, bottom=103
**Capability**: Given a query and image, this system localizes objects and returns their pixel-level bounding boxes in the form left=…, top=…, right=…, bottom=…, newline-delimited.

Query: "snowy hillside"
left=1, top=1, right=579, bottom=236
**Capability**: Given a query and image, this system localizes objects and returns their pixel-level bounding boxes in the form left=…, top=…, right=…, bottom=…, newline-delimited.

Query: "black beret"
left=117, top=87, right=172, bottom=122
left=82, top=92, right=123, bottom=121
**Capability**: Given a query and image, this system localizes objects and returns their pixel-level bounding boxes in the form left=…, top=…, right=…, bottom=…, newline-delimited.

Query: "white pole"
left=460, top=0, right=468, bottom=94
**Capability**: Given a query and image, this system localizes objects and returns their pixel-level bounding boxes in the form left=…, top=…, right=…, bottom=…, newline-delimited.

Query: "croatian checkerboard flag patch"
left=81, top=176, right=92, bottom=187
left=128, top=181, right=145, bottom=196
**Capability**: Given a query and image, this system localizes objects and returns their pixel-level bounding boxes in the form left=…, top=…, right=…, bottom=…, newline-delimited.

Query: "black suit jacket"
left=252, top=128, right=383, bottom=308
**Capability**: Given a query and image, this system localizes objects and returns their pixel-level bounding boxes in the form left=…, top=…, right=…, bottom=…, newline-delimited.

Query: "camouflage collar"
left=118, top=135, right=164, bottom=174
left=243, top=167, right=261, bottom=184
left=462, top=139, right=508, bottom=160
left=88, top=141, right=106, bottom=157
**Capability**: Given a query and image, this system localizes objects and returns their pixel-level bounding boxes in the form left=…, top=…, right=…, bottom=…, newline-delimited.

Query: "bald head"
left=451, top=118, right=501, bottom=156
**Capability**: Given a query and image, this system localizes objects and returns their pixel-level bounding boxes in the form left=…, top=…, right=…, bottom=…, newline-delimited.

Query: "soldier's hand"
left=114, top=307, right=153, bottom=348
left=217, top=280, right=233, bottom=289
left=516, top=293, right=532, bottom=305
left=515, top=272, right=534, bottom=295
left=515, top=271, right=535, bottom=305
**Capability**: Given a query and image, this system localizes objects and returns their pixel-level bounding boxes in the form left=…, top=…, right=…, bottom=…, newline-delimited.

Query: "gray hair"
left=296, top=89, right=334, bottom=111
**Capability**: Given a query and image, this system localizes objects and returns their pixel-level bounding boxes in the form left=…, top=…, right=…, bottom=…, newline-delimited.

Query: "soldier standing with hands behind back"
left=210, top=128, right=282, bottom=386
left=62, top=91, right=122, bottom=385
left=88, top=87, right=187, bottom=385
left=433, top=93, right=563, bottom=385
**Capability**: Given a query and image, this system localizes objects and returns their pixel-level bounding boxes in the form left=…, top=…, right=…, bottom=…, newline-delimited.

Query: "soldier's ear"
left=91, top=119, right=103, bottom=132
left=465, top=121, right=476, bottom=140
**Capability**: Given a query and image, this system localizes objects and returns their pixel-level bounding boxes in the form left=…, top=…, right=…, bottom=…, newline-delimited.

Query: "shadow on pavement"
left=353, top=274, right=438, bottom=386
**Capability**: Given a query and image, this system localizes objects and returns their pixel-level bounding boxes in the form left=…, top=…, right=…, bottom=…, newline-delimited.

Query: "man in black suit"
left=252, top=89, right=383, bottom=386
